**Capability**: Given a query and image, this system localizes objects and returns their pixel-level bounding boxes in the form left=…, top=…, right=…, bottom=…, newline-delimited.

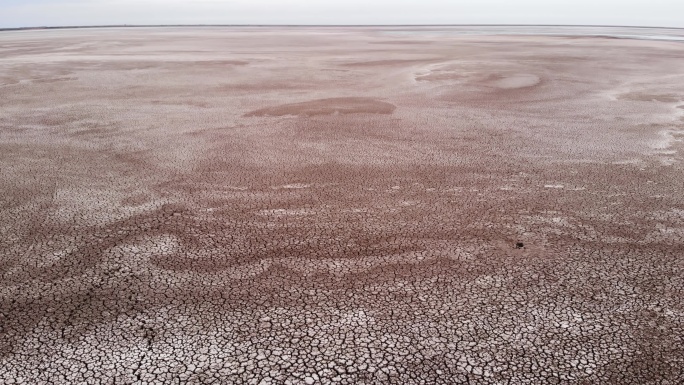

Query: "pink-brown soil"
left=1, top=27, right=684, bottom=384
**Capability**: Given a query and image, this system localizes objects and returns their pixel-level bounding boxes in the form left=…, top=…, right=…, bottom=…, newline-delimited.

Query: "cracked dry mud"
left=1, top=27, right=684, bottom=384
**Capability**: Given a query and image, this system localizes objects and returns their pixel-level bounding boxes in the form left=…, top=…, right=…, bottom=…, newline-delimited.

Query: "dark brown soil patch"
left=244, top=97, right=396, bottom=117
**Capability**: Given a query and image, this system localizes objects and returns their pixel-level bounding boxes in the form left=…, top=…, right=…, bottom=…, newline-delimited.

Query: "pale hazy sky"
left=1, top=0, right=683, bottom=29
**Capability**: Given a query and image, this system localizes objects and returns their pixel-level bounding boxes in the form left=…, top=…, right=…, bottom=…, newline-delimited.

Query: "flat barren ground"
left=1, top=27, right=684, bottom=384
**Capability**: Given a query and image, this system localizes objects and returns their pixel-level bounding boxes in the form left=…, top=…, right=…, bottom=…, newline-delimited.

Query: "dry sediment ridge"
left=1, top=26, right=683, bottom=384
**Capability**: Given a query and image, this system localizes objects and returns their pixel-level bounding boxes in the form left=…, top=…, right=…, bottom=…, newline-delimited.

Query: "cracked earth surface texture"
left=1, top=27, right=684, bottom=384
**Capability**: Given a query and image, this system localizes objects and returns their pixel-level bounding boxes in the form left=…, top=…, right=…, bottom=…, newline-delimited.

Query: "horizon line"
left=2, top=23, right=684, bottom=32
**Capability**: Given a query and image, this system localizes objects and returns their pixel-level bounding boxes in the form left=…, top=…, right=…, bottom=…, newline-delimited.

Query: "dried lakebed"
left=1, top=26, right=683, bottom=384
